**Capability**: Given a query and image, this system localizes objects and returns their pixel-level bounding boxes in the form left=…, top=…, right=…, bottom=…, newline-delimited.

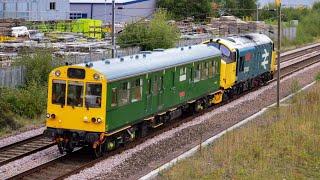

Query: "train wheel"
left=93, top=144, right=103, bottom=158
left=57, top=142, right=64, bottom=154
left=65, top=142, right=74, bottom=154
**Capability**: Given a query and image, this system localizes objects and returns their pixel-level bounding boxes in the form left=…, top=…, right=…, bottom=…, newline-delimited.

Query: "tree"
left=157, top=0, right=212, bottom=20
left=214, top=0, right=257, bottom=18
left=117, top=10, right=180, bottom=51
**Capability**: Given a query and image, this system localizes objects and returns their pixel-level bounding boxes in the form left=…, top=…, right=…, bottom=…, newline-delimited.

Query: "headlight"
left=93, top=73, right=100, bottom=80
left=97, top=118, right=102, bottom=123
left=46, top=113, right=50, bottom=118
left=55, top=70, right=61, bottom=77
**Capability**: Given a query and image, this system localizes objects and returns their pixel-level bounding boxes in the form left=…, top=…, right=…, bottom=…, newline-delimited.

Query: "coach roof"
left=78, top=44, right=221, bottom=82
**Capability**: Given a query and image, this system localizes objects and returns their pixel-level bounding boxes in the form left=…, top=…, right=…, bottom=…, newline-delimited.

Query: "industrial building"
left=69, top=0, right=156, bottom=23
left=0, top=0, right=70, bottom=21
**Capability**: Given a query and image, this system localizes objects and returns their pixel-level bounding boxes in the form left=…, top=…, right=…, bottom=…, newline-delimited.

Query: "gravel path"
left=67, top=62, right=320, bottom=180
left=0, top=127, right=45, bottom=149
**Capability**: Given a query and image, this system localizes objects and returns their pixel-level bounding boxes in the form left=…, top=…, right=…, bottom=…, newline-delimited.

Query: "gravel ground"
left=0, top=127, right=45, bottom=149
left=67, top=62, right=320, bottom=180
left=0, top=146, right=62, bottom=179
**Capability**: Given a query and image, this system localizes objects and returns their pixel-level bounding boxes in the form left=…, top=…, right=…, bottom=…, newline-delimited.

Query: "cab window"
left=52, top=80, right=66, bottom=105
left=220, top=45, right=236, bottom=63
left=85, top=83, right=102, bottom=108
left=67, top=81, right=84, bottom=107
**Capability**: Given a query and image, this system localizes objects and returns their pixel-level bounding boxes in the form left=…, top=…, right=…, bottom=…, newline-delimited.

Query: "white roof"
left=69, top=0, right=146, bottom=4
left=77, top=44, right=221, bottom=82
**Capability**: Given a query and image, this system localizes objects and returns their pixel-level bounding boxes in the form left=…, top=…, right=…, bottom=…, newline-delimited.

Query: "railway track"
left=7, top=46, right=320, bottom=180
left=0, top=135, right=54, bottom=167
left=280, top=43, right=320, bottom=63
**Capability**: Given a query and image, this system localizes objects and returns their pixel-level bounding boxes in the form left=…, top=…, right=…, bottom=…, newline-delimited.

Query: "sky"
left=258, top=0, right=319, bottom=7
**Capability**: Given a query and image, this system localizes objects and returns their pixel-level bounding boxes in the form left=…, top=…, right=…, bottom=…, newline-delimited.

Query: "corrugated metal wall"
left=70, top=0, right=156, bottom=23
left=0, top=0, right=70, bottom=21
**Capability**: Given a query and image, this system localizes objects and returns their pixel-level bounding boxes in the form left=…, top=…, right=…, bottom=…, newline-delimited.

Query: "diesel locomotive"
left=44, top=33, right=276, bottom=157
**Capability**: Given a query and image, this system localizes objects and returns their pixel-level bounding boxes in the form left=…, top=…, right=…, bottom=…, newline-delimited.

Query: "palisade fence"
left=0, top=66, right=25, bottom=88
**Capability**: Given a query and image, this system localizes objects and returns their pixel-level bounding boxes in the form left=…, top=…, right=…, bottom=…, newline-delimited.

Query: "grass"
left=159, top=81, right=320, bottom=179
left=0, top=114, right=45, bottom=137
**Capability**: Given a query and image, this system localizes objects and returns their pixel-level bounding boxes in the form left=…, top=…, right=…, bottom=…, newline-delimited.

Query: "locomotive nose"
left=46, top=67, right=107, bottom=133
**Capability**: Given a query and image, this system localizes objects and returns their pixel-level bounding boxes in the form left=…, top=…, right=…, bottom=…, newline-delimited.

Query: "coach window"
left=119, top=82, right=130, bottom=106
left=131, top=79, right=143, bottom=102
left=153, top=76, right=158, bottom=95
left=67, top=81, right=84, bottom=107
left=111, top=88, right=117, bottom=107
left=201, top=62, right=209, bottom=80
left=201, top=63, right=208, bottom=80
left=179, top=67, right=187, bottom=82
left=214, top=60, right=219, bottom=75
left=52, top=80, right=66, bottom=105
left=209, top=61, right=214, bottom=78
left=194, top=64, right=201, bottom=82
left=85, top=83, right=102, bottom=108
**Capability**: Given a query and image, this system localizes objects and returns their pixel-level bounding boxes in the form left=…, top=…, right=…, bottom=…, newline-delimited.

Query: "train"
left=44, top=33, right=276, bottom=157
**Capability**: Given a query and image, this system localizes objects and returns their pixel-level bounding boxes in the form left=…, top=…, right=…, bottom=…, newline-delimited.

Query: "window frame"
left=67, top=81, right=84, bottom=107
left=118, top=82, right=130, bottom=106
left=179, top=67, right=187, bottom=82
left=111, top=88, right=118, bottom=107
left=194, top=64, right=201, bottom=82
left=131, top=78, right=143, bottom=103
left=51, top=80, right=66, bottom=105
left=49, top=2, right=56, bottom=10
left=85, top=83, right=102, bottom=108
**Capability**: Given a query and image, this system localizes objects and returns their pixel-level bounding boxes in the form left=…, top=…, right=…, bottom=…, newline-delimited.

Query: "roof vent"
left=120, top=57, right=124, bottom=62
left=101, top=58, right=106, bottom=62
left=86, top=63, right=93, bottom=68
left=153, top=48, right=165, bottom=52
left=105, top=60, right=110, bottom=64
left=130, top=56, right=133, bottom=59
left=143, top=54, right=147, bottom=58
left=181, top=47, right=184, bottom=51
left=135, top=55, right=139, bottom=59
left=188, top=46, right=192, bottom=49
left=141, top=51, right=152, bottom=54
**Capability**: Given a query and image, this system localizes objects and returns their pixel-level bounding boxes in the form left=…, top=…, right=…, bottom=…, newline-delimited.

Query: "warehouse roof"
left=78, top=44, right=221, bottom=82
left=69, top=0, right=150, bottom=5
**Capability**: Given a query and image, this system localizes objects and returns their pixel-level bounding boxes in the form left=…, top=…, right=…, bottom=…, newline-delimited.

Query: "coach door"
left=146, top=78, right=152, bottom=113
left=147, top=73, right=164, bottom=113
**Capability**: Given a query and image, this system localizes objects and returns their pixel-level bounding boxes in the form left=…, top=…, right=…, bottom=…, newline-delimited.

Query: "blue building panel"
left=0, top=0, right=70, bottom=21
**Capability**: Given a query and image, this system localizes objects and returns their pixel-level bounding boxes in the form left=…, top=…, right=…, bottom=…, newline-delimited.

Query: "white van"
left=11, top=26, right=30, bottom=38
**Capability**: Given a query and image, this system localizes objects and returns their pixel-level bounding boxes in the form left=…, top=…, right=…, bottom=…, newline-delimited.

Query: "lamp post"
left=111, top=0, right=116, bottom=58
left=276, top=1, right=281, bottom=108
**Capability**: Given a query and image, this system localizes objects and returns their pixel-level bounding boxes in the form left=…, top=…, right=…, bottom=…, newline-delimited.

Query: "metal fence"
left=0, top=66, right=25, bottom=88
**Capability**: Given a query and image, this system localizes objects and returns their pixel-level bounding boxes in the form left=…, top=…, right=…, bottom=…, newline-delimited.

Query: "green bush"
left=0, top=50, right=56, bottom=121
left=117, top=10, right=180, bottom=51
left=0, top=82, right=47, bottom=118
left=15, top=50, right=56, bottom=86
left=157, top=0, right=212, bottom=20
